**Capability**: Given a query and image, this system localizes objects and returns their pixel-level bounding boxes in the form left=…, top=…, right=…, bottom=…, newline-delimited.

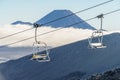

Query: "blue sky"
left=0, top=0, right=120, bottom=30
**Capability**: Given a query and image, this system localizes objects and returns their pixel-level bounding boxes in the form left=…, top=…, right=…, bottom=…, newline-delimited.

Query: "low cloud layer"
left=0, top=24, right=119, bottom=62
left=0, top=24, right=94, bottom=47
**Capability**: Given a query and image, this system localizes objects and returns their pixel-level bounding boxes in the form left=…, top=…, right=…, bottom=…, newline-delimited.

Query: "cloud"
left=0, top=24, right=119, bottom=63
left=0, top=24, right=119, bottom=47
left=0, top=24, right=94, bottom=47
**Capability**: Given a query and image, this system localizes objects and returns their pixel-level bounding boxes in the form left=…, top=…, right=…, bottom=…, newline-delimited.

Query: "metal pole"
left=35, top=27, right=38, bottom=43
left=100, top=17, right=103, bottom=31
left=33, top=23, right=42, bottom=43
left=97, top=14, right=104, bottom=31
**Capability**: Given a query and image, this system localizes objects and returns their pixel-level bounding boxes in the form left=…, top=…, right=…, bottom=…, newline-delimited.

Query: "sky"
left=0, top=0, right=120, bottom=31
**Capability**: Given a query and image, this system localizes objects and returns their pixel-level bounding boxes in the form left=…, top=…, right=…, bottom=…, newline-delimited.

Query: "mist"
left=0, top=24, right=94, bottom=47
left=0, top=24, right=118, bottom=63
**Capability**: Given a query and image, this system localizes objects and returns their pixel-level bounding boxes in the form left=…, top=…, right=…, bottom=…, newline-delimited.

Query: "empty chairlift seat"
left=31, top=41, right=50, bottom=62
left=88, top=30, right=106, bottom=49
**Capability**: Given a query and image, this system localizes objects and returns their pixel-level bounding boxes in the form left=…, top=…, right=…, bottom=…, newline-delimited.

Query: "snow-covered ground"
left=0, top=24, right=119, bottom=63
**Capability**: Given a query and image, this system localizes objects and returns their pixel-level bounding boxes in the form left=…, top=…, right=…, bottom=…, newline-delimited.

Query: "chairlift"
left=31, top=41, right=50, bottom=62
left=31, top=24, right=50, bottom=62
left=88, top=14, right=106, bottom=49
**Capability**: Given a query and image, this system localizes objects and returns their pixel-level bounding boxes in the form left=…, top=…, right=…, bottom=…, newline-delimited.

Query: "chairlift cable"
left=39, top=0, right=114, bottom=26
left=0, top=0, right=114, bottom=40
left=0, top=8, right=120, bottom=48
left=104, top=9, right=120, bottom=16
left=0, top=27, right=34, bottom=39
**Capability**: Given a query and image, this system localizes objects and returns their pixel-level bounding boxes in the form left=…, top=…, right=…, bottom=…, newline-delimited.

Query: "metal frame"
left=88, top=14, right=106, bottom=49
left=31, top=24, right=50, bottom=62
left=88, top=30, right=106, bottom=49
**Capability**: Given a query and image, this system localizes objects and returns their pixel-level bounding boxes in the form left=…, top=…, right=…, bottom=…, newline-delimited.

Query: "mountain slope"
left=36, top=10, right=95, bottom=30
left=0, top=33, right=120, bottom=80
left=88, top=68, right=120, bottom=80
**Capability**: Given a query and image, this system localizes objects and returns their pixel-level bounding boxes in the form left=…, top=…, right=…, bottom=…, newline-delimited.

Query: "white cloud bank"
left=0, top=24, right=119, bottom=63
left=0, top=24, right=94, bottom=47
left=0, top=24, right=118, bottom=47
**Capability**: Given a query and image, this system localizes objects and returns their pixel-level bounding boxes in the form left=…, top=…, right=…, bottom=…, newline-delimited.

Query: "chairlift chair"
left=31, top=24, right=50, bottom=62
left=88, top=30, right=106, bottom=49
left=31, top=41, right=50, bottom=62
left=88, top=14, right=106, bottom=49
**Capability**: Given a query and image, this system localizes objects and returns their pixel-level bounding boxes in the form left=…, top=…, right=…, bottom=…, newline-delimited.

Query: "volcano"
left=36, top=10, right=95, bottom=30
